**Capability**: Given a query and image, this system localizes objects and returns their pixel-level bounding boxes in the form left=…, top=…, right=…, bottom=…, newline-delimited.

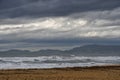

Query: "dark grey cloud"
left=0, top=0, right=120, bottom=50
left=0, top=0, right=120, bottom=18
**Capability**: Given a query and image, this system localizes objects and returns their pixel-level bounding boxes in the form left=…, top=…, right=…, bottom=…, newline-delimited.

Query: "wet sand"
left=0, top=65, right=120, bottom=80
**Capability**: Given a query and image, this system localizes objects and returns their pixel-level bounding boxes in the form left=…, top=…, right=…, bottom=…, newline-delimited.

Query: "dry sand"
left=0, top=65, right=120, bottom=80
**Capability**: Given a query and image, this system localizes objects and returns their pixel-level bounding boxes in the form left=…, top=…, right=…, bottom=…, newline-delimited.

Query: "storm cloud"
left=0, top=0, right=120, bottom=18
left=0, top=0, right=120, bottom=50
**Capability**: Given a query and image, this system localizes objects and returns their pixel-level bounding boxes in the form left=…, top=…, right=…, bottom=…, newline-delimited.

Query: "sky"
left=0, top=0, right=120, bottom=51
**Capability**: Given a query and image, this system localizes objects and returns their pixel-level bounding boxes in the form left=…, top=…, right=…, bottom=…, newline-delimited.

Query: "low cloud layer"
left=0, top=0, right=120, bottom=50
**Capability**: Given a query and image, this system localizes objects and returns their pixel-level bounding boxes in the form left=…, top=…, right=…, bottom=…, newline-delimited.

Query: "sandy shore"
left=0, top=65, right=120, bottom=80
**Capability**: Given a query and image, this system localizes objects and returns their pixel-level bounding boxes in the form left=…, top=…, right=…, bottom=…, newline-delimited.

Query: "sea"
left=0, top=56, right=120, bottom=69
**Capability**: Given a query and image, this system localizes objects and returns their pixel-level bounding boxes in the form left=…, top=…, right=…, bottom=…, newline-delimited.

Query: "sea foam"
left=0, top=56, right=119, bottom=69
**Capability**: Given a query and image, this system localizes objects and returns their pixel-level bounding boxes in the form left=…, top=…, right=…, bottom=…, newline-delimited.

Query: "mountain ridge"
left=0, top=44, right=120, bottom=57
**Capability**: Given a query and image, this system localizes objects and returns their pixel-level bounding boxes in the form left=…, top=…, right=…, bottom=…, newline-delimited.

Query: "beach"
left=0, top=65, right=119, bottom=80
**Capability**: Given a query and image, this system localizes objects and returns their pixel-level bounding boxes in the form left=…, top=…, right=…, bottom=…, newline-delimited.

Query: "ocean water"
left=0, top=56, right=120, bottom=69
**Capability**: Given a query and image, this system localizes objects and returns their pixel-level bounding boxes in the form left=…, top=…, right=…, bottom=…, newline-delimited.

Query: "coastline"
left=0, top=65, right=120, bottom=80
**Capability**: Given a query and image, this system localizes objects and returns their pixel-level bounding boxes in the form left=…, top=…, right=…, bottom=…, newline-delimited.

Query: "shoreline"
left=0, top=65, right=120, bottom=80
left=0, top=64, right=120, bottom=70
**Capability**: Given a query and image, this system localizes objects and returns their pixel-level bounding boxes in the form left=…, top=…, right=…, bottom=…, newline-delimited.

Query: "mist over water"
left=0, top=56, right=120, bottom=69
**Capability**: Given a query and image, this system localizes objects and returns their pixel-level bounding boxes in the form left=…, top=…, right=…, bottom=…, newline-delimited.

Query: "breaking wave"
left=0, top=56, right=120, bottom=69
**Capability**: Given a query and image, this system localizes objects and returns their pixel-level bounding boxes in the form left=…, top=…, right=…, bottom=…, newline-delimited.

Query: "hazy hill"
left=67, top=45, right=120, bottom=56
left=0, top=45, right=120, bottom=57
